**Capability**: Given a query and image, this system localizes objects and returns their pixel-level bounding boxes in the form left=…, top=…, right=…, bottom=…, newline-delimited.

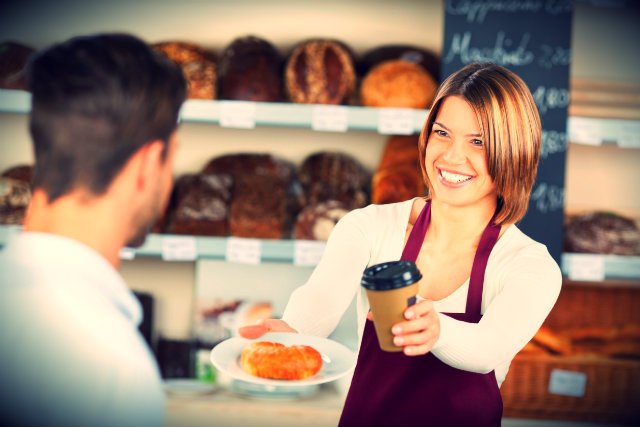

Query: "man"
left=0, top=33, right=186, bottom=427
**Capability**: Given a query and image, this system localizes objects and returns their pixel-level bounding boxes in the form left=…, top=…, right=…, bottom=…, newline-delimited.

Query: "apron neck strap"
left=400, top=199, right=501, bottom=320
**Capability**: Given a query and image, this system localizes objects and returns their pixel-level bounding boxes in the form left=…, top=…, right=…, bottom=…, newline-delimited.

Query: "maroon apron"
left=339, top=201, right=503, bottom=427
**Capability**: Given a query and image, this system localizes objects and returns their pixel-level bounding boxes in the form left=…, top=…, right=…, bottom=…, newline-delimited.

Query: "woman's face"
left=425, top=95, right=497, bottom=209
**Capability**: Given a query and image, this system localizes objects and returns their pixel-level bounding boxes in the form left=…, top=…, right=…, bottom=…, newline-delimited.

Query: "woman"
left=240, top=62, right=562, bottom=426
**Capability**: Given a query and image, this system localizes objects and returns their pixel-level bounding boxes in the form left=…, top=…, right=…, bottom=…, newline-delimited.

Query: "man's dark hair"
left=27, top=33, right=187, bottom=202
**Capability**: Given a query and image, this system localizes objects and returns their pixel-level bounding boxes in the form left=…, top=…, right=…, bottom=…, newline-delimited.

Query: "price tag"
left=161, top=236, right=197, bottom=261
left=618, top=128, right=640, bottom=148
left=548, top=369, right=587, bottom=397
left=311, top=105, right=348, bottom=132
left=377, top=108, right=415, bottom=135
left=567, top=254, right=605, bottom=281
left=293, top=240, right=327, bottom=266
left=226, top=237, right=261, bottom=264
left=568, top=117, right=602, bottom=146
left=119, top=247, right=136, bottom=261
left=219, top=101, right=256, bottom=129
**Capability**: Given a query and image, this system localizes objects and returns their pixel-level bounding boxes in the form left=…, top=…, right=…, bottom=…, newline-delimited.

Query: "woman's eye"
left=471, top=139, right=484, bottom=146
left=434, top=129, right=448, bottom=137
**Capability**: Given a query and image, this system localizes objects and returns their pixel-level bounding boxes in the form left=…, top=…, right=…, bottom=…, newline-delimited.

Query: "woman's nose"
left=442, top=139, right=466, bottom=164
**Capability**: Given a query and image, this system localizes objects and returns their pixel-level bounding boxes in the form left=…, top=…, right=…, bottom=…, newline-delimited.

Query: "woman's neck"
left=427, top=198, right=498, bottom=249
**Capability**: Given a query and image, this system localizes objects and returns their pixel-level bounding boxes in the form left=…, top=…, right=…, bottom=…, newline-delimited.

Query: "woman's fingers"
left=238, top=319, right=297, bottom=339
left=390, top=300, right=441, bottom=356
left=238, top=323, right=269, bottom=339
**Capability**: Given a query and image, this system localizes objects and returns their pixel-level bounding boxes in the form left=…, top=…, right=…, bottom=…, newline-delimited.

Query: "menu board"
left=442, top=0, right=573, bottom=263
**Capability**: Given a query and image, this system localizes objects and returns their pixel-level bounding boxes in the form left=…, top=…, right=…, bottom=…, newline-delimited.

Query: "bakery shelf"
left=561, top=252, right=640, bottom=281
left=3, top=88, right=639, bottom=143
left=1, top=224, right=639, bottom=278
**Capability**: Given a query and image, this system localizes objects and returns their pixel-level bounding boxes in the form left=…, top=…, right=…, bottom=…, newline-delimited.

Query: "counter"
left=164, top=381, right=624, bottom=427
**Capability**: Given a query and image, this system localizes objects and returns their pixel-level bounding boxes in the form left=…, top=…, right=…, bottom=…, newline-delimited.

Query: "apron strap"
left=466, top=216, right=501, bottom=320
left=400, top=200, right=431, bottom=262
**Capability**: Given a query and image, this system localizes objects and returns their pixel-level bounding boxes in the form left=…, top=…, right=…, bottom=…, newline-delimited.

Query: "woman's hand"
left=238, top=318, right=297, bottom=339
left=390, top=299, right=441, bottom=356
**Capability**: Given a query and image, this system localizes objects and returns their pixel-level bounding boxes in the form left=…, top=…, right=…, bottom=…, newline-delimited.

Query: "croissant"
left=240, top=341, right=323, bottom=380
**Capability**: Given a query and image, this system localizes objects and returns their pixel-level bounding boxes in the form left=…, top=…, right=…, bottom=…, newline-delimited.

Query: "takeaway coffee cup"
left=361, top=260, right=422, bottom=352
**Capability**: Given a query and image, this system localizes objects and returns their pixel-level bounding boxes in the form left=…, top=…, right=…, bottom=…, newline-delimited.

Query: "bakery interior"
left=1, top=0, right=639, bottom=426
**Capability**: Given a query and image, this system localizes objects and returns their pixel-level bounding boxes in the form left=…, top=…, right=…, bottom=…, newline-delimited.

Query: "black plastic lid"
left=361, top=260, right=422, bottom=291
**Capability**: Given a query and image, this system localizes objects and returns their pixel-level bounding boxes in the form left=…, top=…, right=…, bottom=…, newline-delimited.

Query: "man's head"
left=26, top=33, right=187, bottom=247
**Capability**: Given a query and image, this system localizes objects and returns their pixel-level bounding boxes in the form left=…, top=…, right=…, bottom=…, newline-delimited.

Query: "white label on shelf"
left=377, top=108, right=415, bottom=135
left=618, top=129, right=640, bottom=148
left=162, top=236, right=197, bottom=261
left=293, top=240, right=327, bottom=266
left=568, top=117, right=602, bottom=146
left=567, top=254, right=605, bottom=281
left=119, top=247, right=136, bottom=261
left=226, top=237, right=261, bottom=264
left=548, top=369, right=587, bottom=397
left=311, top=105, right=348, bottom=132
left=219, top=101, right=256, bottom=129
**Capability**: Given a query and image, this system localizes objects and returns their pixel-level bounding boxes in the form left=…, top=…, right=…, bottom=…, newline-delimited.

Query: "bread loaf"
left=153, top=41, right=217, bottom=99
left=372, top=135, right=425, bottom=204
left=358, top=44, right=441, bottom=83
left=298, top=152, right=369, bottom=210
left=0, top=164, right=33, bottom=225
left=0, top=41, right=35, bottom=90
left=164, top=173, right=232, bottom=236
left=564, top=211, right=640, bottom=256
left=229, top=174, right=289, bottom=239
left=202, top=153, right=301, bottom=239
left=241, top=341, right=323, bottom=380
left=294, top=200, right=349, bottom=241
left=285, top=39, right=356, bottom=105
left=360, top=59, right=437, bottom=109
left=218, top=35, right=282, bottom=102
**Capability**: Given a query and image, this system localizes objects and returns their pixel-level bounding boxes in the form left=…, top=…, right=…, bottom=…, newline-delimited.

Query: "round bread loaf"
left=164, top=173, right=232, bottom=236
left=241, top=341, right=323, bottom=380
left=298, top=151, right=369, bottom=210
left=0, top=41, right=35, bottom=90
left=218, top=35, right=282, bottom=102
left=284, top=39, right=356, bottom=105
left=294, top=200, right=349, bottom=241
left=564, top=211, right=640, bottom=256
left=153, top=41, right=217, bottom=99
left=358, top=44, right=440, bottom=82
left=360, top=59, right=437, bottom=109
left=0, top=177, right=31, bottom=225
left=372, top=165, right=425, bottom=205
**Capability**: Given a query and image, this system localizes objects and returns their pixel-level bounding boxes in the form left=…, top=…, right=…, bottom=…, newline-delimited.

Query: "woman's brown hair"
left=418, top=62, right=541, bottom=225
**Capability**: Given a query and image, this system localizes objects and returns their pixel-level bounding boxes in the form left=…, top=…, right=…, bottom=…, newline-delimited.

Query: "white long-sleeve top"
left=282, top=199, right=562, bottom=386
left=0, top=232, right=165, bottom=427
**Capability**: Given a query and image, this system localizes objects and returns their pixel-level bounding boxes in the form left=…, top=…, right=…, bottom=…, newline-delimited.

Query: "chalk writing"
left=540, top=130, right=568, bottom=158
left=538, top=45, right=571, bottom=69
left=443, top=31, right=534, bottom=66
left=531, top=183, right=564, bottom=213
left=531, top=86, right=570, bottom=114
left=446, top=0, right=543, bottom=24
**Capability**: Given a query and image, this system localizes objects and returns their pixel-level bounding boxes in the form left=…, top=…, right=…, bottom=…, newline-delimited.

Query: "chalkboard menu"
left=442, top=0, right=573, bottom=263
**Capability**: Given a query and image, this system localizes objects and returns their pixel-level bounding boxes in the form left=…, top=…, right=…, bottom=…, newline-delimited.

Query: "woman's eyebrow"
left=433, top=121, right=482, bottom=137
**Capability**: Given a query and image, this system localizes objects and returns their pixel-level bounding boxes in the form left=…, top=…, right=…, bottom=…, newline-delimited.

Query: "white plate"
left=210, top=332, right=356, bottom=386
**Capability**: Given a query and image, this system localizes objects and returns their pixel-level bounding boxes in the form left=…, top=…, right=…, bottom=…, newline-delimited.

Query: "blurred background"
left=1, top=1, right=639, bottom=426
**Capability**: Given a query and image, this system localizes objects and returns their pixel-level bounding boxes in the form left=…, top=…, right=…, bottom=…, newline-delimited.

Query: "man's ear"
left=134, top=140, right=166, bottom=191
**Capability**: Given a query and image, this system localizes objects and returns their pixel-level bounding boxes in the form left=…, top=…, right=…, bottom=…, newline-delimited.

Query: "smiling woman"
left=419, top=62, right=542, bottom=226
left=240, top=62, right=562, bottom=427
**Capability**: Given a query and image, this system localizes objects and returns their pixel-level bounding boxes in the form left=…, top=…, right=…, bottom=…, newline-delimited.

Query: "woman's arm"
left=393, top=247, right=562, bottom=373
left=280, top=208, right=374, bottom=337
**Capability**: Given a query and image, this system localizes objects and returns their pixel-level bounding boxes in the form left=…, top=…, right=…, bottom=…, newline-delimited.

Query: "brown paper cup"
left=366, top=282, right=419, bottom=352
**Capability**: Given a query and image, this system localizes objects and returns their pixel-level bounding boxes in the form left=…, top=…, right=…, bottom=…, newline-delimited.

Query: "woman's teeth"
left=440, top=170, right=472, bottom=184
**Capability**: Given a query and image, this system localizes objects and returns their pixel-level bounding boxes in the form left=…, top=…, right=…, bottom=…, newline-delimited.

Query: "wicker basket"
left=501, top=280, right=640, bottom=425
left=501, top=354, right=640, bottom=425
